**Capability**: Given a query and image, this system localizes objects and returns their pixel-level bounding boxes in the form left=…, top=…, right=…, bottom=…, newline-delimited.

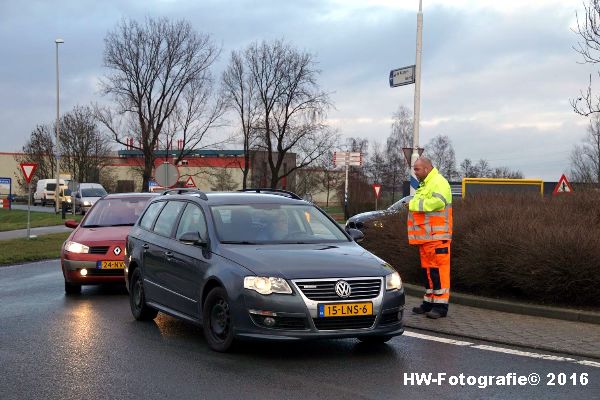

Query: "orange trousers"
left=418, top=240, right=451, bottom=310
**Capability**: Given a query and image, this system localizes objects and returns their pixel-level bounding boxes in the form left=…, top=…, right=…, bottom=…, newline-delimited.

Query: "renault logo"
left=113, top=246, right=122, bottom=256
left=335, top=280, right=351, bottom=298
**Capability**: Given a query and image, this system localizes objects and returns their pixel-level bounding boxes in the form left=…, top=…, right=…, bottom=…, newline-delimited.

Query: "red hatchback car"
left=61, top=193, right=158, bottom=294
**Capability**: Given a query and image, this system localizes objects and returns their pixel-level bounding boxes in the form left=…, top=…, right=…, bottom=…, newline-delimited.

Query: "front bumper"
left=233, top=282, right=405, bottom=341
left=61, top=258, right=125, bottom=285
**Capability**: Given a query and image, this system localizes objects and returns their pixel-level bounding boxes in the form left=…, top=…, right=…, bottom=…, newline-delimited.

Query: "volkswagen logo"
left=113, top=246, right=122, bottom=256
left=335, top=280, right=352, bottom=298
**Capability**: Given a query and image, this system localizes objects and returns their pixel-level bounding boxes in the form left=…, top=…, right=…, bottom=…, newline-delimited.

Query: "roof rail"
left=238, top=188, right=302, bottom=200
left=161, top=188, right=208, bottom=200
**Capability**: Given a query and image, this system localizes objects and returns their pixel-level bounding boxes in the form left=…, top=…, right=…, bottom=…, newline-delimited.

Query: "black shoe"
left=412, top=305, right=431, bottom=315
left=425, top=309, right=447, bottom=319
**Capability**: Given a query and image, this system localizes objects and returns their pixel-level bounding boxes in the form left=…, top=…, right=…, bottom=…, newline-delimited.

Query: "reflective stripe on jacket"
left=407, top=167, right=453, bottom=244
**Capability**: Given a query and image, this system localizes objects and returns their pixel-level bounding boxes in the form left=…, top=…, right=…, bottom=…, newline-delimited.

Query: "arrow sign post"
left=372, top=183, right=382, bottom=210
left=20, top=163, right=38, bottom=239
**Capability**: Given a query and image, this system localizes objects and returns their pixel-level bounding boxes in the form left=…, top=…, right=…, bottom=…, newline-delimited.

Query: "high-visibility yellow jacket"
left=407, top=167, right=453, bottom=244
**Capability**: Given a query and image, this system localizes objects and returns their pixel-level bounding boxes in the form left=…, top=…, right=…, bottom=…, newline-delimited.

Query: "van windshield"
left=81, top=188, right=107, bottom=197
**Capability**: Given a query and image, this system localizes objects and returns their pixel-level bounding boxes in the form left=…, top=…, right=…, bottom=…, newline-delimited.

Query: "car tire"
left=129, top=268, right=158, bottom=321
left=357, top=335, right=393, bottom=344
left=202, top=287, right=236, bottom=352
left=64, top=281, right=81, bottom=295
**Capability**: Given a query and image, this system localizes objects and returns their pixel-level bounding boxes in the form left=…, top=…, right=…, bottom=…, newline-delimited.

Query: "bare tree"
left=209, top=168, right=238, bottom=191
left=570, top=115, right=600, bottom=182
left=95, top=17, right=221, bottom=192
left=222, top=49, right=261, bottom=189
left=424, top=134, right=458, bottom=180
left=386, top=105, right=413, bottom=201
left=247, top=40, right=338, bottom=188
left=14, top=125, right=56, bottom=191
left=61, top=106, right=113, bottom=184
left=318, top=151, right=342, bottom=207
left=572, top=0, right=600, bottom=116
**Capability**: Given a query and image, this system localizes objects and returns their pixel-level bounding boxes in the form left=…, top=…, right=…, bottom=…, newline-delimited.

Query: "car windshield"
left=61, top=188, right=71, bottom=196
left=81, top=188, right=107, bottom=197
left=210, top=204, right=348, bottom=244
left=82, top=197, right=152, bottom=227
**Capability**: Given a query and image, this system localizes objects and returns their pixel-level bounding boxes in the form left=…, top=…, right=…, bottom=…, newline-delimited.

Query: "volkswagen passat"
left=61, top=193, right=158, bottom=294
left=125, top=189, right=405, bottom=352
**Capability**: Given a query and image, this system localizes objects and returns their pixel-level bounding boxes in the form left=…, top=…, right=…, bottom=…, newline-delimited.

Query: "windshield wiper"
left=109, top=223, right=135, bottom=227
left=220, top=241, right=261, bottom=245
left=81, top=224, right=105, bottom=228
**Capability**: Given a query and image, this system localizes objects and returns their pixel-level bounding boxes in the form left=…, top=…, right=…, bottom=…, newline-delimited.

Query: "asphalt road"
left=1, top=260, right=599, bottom=400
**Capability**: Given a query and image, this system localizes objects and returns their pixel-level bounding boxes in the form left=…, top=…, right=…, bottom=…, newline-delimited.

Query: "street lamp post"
left=410, top=0, right=424, bottom=195
left=55, top=38, right=64, bottom=213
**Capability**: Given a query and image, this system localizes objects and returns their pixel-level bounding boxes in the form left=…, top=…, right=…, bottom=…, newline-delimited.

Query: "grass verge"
left=0, top=209, right=82, bottom=231
left=0, top=232, right=69, bottom=265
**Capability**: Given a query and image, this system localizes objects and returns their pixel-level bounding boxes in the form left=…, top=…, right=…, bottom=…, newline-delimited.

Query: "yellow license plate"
left=318, top=302, right=373, bottom=317
left=98, top=261, right=125, bottom=269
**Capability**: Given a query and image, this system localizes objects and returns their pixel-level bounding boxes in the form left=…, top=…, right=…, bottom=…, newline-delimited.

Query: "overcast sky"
left=0, top=0, right=595, bottom=180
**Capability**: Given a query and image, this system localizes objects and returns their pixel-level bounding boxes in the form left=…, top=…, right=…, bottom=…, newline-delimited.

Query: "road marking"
left=404, top=330, right=600, bottom=368
left=403, top=331, right=473, bottom=346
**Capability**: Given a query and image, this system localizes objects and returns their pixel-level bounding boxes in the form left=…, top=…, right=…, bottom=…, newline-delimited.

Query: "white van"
left=33, top=179, right=67, bottom=206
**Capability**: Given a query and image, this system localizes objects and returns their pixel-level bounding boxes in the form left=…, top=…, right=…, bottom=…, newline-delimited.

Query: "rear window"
left=139, top=202, right=165, bottom=231
left=153, top=201, right=186, bottom=237
left=81, top=188, right=107, bottom=197
left=82, top=197, right=154, bottom=227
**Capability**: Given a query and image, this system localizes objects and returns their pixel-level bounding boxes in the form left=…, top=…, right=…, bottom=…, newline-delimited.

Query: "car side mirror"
left=65, top=219, right=79, bottom=229
left=179, top=231, right=206, bottom=247
left=346, top=228, right=364, bottom=243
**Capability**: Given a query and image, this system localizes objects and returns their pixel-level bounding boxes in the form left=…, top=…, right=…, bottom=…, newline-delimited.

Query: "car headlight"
left=64, top=241, right=90, bottom=254
left=83, top=201, right=91, bottom=206
left=66, top=199, right=72, bottom=203
left=385, top=271, right=402, bottom=291
left=244, top=276, right=292, bottom=295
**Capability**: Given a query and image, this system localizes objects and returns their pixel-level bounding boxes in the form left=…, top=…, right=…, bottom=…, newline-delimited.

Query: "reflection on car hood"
left=80, top=196, right=102, bottom=203
left=347, top=210, right=391, bottom=223
left=219, top=242, right=392, bottom=279
left=72, top=225, right=131, bottom=243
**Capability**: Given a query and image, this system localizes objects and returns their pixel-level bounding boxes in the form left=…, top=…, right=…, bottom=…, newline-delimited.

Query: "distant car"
left=125, top=189, right=405, bottom=352
left=61, top=193, right=158, bottom=295
left=74, top=183, right=108, bottom=214
left=345, top=195, right=413, bottom=231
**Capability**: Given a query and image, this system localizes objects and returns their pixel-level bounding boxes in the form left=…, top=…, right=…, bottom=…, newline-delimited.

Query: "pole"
left=27, top=183, right=31, bottom=239
left=54, top=39, right=63, bottom=213
left=410, top=0, right=424, bottom=195
left=344, top=160, right=349, bottom=220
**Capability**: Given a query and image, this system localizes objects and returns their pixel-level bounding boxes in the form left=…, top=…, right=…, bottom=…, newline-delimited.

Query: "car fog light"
left=80, top=268, right=88, bottom=276
left=263, top=317, right=276, bottom=327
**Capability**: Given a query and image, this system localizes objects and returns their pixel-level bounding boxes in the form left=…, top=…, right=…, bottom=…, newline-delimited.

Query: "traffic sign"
left=20, top=163, right=38, bottom=184
left=372, top=183, right=382, bottom=199
left=185, top=176, right=196, bottom=188
left=402, top=147, right=425, bottom=167
left=334, top=152, right=362, bottom=167
left=553, top=174, right=574, bottom=195
left=389, top=65, right=416, bottom=87
left=154, top=162, right=180, bottom=188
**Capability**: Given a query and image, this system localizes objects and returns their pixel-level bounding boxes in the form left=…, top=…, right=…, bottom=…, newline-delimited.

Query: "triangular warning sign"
left=552, top=174, right=574, bottom=195
left=20, top=163, right=37, bottom=184
left=372, top=183, right=382, bottom=199
left=185, top=176, right=196, bottom=188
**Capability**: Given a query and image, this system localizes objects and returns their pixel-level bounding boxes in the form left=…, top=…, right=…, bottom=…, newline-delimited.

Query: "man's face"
left=413, top=161, right=430, bottom=182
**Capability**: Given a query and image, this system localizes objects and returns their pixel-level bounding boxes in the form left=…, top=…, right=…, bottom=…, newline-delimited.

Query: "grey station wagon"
left=125, top=189, right=405, bottom=352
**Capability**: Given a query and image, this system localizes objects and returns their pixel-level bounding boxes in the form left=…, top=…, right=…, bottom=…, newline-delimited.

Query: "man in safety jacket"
left=407, top=157, right=453, bottom=319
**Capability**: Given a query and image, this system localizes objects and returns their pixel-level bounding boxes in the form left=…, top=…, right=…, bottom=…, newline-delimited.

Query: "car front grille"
left=89, top=246, right=109, bottom=254
left=250, top=314, right=308, bottom=330
left=295, top=278, right=382, bottom=301
left=313, top=315, right=376, bottom=330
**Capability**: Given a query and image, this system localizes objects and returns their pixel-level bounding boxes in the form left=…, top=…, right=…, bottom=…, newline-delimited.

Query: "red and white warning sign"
left=552, top=174, right=574, bottom=195
left=184, top=176, right=196, bottom=188
left=20, top=163, right=37, bottom=184
left=372, top=183, right=382, bottom=199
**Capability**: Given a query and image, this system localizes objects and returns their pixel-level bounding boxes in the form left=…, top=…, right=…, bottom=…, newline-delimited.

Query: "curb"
left=403, top=283, right=600, bottom=326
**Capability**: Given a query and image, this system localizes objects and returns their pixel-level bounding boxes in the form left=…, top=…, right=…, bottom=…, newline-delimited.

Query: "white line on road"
left=404, top=330, right=600, bottom=368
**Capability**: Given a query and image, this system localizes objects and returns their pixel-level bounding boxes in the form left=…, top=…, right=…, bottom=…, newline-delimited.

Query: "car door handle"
left=142, top=244, right=149, bottom=249
left=165, top=251, right=174, bottom=257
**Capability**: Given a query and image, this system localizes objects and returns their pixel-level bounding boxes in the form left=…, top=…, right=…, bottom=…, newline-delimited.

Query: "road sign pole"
left=344, top=161, right=349, bottom=220
left=27, top=183, right=31, bottom=239
left=410, top=0, right=424, bottom=195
